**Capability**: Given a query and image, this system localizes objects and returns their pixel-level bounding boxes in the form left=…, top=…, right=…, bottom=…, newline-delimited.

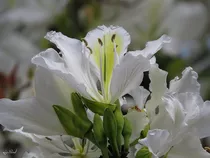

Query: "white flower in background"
left=162, top=1, right=208, bottom=58
left=32, top=25, right=169, bottom=104
left=128, top=65, right=210, bottom=157
left=126, top=65, right=210, bottom=156
left=102, top=0, right=208, bottom=58
left=0, top=0, right=68, bottom=41
left=0, top=66, right=100, bottom=157
left=138, top=92, right=210, bottom=157
left=22, top=134, right=100, bottom=158
left=0, top=0, right=69, bottom=98
left=102, top=0, right=173, bottom=48
left=0, top=67, right=73, bottom=135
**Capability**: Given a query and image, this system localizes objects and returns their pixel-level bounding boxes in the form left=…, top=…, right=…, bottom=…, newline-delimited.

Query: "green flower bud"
left=135, top=146, right=152, bottom=158
left=103, top=108, right=120, bottom=157
left=71, top=93, right=88, bottom=121
left=53, top=105, right=92, bottom=138
left=114, top=104, right=124, bottom=150
left=122, top=117, right=132, bottom=152
left=93, top=114, right=107, bottom=147
left=93, top=114, right=109, bottom=158
left=82, top=96, right=116, bottom=115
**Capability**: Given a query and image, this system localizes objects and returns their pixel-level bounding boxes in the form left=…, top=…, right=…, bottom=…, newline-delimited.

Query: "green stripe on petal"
left=91, top=32, right=124, bottom=102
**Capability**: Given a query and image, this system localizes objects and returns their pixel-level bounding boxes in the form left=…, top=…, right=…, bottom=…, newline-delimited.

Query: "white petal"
left=84, top=25, right=131, bottom=58
left=0, top=67, right=78, bottom=135
left=129, top=86, right=150, bottom=109
left=35, top=67, right=74, bottom=112
left=132, top=35, right=171, bottom=59
left=110, top=53, right=150, bottom=103
left=177, top=93, right=202, bottom=126
left=150, top=95, right=186, bottom=135
left=195, top=101, right=210, bottom=138
left=0, top=98, right=65, bottom=135
left=139, top=129, right=171, bottom=157
left=32, top=48, right=91, bottom=99
left=163, top=95, right=185, bottom=125
left=126, top=111, right=149, bottom=143
left=29, top=135, right=71, bottom=154
left=23, top=147, right=63, bottom=158
left=146, top=64, right=168, bottom=113
left=169, top=67, right=200, bottom=94
left=45, top=31, right=83, bottom=74
left=168, top=133, right=210, bottom=158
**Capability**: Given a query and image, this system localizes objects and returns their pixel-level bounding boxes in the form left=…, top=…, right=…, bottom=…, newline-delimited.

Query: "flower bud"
left=93, top=114, right=107, bottom=148
left=122, top=117, right=132, bottom=152
left=53, top=105, right=92, bottom=138
left=71, top=92, right=88, bottom=121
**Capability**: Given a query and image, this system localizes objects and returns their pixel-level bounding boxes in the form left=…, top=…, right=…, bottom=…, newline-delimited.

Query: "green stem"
left=85, top=131, right=98, bottom=148
left=117, top=134, right=122, bottom=151
left=111, top=140, right=120, bottom=157
left=101, top=147, right=109, bottom=158
left=124, top=136, right=129, bottom=152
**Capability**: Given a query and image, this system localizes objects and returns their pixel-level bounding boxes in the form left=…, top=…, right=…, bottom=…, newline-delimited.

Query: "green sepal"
left=103, top=108, right=119, bottom=157
left=53, top=105, right=92, bottom=138
left=71, top=93, right=88, bottom=121
left=135, top=146, right=152, bottom=158
left=82, top=96, right=116, bottom=115
left=141, top=124, right=150, bottom=138
left=114, top=104, right=124, bottom=150
left=122, top=117, right=132, bottom=152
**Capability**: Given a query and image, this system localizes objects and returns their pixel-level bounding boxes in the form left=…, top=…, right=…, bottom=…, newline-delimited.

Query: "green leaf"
left=136, top=147, right=152, bottom=158
left=82, top=96, right=116, bottom=115
left=103, top=108, right=119, bottom=157
left=53, top=105, right=92, bottom=138
left=71, top=93, right=88, bottom=121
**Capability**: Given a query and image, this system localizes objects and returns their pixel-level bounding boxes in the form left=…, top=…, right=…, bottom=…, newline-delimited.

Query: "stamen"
left=81, top=38, right=88, bottom=46
left=98, top=38, right=103, bottom=46
left=205, top=147, right=210, bottom=153
left=134, top=106, right=142, bottom=112
left=87, top=47, right=93, bottom=54
left=99, top=45, right=105, bottom=99
left=113, top=41, right=119, bottom=65
left=45, top=137, right=52, bottom=141
left=111, top=34, right=116, bottom=42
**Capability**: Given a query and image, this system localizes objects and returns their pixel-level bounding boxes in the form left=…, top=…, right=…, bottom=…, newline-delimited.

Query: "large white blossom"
left=32, top=25, right=169, bottom=104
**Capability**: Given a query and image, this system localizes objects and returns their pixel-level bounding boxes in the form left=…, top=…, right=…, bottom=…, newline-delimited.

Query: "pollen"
left=98, top=38, right=103, bottom=46
left=111, top=34, right=116, bottom=42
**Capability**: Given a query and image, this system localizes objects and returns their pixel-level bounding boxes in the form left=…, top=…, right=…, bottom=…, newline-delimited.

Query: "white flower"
left=32, top=25, right=169, bottom=104
left=0, top=67, right=73, bottom=135
left=23, top=134, right=101, bottom=158
left=162, top=1, right=208, bottom=57
left=0, top=66, right=100, bottom=157
left=0, top=0, right=69, bottom=99
left=103, top=0, right=208, bottom=57
left=132, top=65, right=210, bottom=157
left=138, top=93, right=210, bottom=157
